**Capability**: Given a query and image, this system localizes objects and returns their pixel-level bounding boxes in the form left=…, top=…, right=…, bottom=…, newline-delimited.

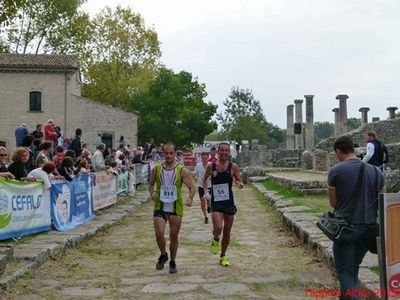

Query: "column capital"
left=294, top=99, right=303, bottom=104
left=332, top=108, right=339, bottom=112
left=359, top=107, right=370, bottom=112
left=304, top=95, right=314, bottom=100
left=387, top=106, right=398, bottom=111
left=335, top=94, right=349, bottom=100
left=287, top=104, right=294, bottom=108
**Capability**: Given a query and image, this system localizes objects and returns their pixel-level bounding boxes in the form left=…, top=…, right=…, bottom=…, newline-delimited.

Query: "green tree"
left=0, top=0, right=85, bottom=53
left=347, top=117, right=361, bottom=131
left=217, top=87, right=283, bottom=148
left=205, top=130, right=227, bottom=141
left=46, top=12, right=93, bottom=58
left=314, top=121, right=334, bottom=144
left=0, top=0, right=26, bottom=26
left=128, top=67, right=217, bottom=148
left=81, top=6, right=161, bottom=109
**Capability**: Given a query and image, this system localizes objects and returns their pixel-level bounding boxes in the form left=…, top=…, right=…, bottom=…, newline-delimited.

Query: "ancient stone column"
left=336, top=94, right=349, bottom=134
left=359, top=107, right=370, bottom=125
left=372, top=117, right=380, bottom=122
left=286, top=104, right=295, bottom=150
left=294, top=99, right=304, bottom=149
left=304, top=95, right=314, bottom=150
left=332, top=108, right=340, bottom=137
left=387, top=107, right=398, bottom=119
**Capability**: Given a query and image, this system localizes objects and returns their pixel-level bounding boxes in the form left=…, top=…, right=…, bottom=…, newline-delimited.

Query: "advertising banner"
left=141, top=164, right=149, bottom=184
left=382, top=193, right=400, bottom=299
left=0, top=178, right=50, bottom=240
left=134, top=164, right=149, bottom=186
left=50, top=174, right=94, bottom=231
left=92, top=171, right=117, bottom=210
left=192, top=141, right=238, bottom=159
left=116, top=171, right=128, bottom=194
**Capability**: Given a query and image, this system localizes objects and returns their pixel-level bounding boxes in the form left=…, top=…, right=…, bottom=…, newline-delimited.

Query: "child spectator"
left=52, top=145, right=65, bottom=167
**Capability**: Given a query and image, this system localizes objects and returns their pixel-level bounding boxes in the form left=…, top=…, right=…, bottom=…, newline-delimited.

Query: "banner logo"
left=0, top=190, right=12, bottom=229
left=389, top=273, right=400, bottom=294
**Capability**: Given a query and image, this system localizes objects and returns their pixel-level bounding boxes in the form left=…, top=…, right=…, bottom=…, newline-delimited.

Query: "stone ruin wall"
left=237, top=118, right=400, bottom=192
left=316, top=118, right=400, bottom=171
left=237, top=146, right=301, bottom=168
left=238, top=119, right=400, bottom=170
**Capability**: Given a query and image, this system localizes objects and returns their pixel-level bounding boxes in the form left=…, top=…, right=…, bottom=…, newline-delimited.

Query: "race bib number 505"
left=160, top=185, right=177, bottom=203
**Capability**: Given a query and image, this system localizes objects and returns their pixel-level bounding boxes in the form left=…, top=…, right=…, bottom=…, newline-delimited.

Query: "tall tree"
left=81, top=6, right=161, bottom=109
left=217, top=87, right=283, bottom=148
left=1, top=4, right=161, bottom=111
left=0, top=0, right=85, bottom=54
left=128, top=67, right=217, bottom=148
left=347, top=117, right=361, bottom=132
left=314, top=121, right=334, bottom=144
left=0, top=0, right=26, bottom=26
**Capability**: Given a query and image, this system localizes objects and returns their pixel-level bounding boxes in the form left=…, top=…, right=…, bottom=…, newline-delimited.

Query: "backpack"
left=382, top=143, right=389, bottom=164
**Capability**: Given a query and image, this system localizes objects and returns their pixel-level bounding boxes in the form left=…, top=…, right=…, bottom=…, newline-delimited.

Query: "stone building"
left=0, top=53, right=138, bottom=151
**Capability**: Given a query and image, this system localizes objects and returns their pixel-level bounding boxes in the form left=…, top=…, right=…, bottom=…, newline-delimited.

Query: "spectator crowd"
left=2, top=122, right=208, bottom=192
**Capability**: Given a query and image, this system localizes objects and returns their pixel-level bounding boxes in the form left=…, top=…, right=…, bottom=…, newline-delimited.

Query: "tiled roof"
left=0, top=53, right=79, bottom=70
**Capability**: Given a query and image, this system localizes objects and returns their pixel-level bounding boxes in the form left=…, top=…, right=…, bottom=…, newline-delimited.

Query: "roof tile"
left=0, top=53, right=78, bottom=69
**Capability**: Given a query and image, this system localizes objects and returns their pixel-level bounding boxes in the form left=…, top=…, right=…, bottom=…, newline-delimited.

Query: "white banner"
left=0, top=178, right=51, bottom=240
left=92, top=172, right=117, bottom=210
left=116, top=171, right=128, bottom=194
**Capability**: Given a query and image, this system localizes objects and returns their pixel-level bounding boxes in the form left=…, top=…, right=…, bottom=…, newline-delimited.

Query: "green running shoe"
left=211, top=239, right=220, bottom=254
left=220, top=256, right=230, bottom=267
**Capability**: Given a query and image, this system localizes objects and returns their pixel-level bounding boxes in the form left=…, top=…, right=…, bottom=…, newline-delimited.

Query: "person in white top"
left=362, top=131, right=384, bottom=171
left=27, top=162, right=63, bottom=189
left=115, top=143, right=125, bottom=164
left=92, top=143, right=106, bottom=172
left=193, top=152, right=212, bottom=224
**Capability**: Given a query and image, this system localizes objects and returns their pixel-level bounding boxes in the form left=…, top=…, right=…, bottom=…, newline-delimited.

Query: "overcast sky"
left=82, top=0, right=400, bottom=128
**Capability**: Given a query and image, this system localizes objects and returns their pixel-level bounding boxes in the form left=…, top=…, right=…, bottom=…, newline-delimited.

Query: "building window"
left=101, top=133, right=113, bottom=149
left=29, top=91, right=42, bottom=111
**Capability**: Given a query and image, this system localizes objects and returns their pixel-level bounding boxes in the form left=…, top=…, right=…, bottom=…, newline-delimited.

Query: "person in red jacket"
left=44, top=119, right=57, bottom=145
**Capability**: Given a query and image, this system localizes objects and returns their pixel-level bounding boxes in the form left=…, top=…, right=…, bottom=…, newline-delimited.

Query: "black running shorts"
left=153, top=210, right=178, bottom=221
left=211, top=204, right=237, bottom=215
left=198, top=187, right=205, bottom=197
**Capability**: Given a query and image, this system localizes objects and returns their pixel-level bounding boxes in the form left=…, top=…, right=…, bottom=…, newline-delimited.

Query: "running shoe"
left=204, top=217, right=208, bottom=224
left=220, top=256, right=230, bottom=267
left=211, top=239, right=220, bottom=254
left=156, top=253, right=168, bottom=270
left=169, top=261, right=177, bottom=274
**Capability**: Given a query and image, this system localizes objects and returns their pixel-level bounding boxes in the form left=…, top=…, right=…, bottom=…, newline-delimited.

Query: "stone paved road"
left=0, top=185, right=338, bottom=299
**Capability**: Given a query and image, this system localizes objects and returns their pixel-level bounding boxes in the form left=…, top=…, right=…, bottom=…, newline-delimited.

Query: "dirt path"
left=1, top=185, right=338, bottom=299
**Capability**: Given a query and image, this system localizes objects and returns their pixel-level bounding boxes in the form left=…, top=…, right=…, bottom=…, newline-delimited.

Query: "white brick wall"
left=0, top=71, right=137, bottom=152
left=69, top=95, right=138, bottom=151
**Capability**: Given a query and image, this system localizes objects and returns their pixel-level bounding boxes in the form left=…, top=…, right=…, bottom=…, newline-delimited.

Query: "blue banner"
left=50, top=174, right=94, bottom=231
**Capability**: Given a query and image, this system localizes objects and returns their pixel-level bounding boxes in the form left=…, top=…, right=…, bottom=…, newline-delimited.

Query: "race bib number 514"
left=160, top=185, right=177, bottom=203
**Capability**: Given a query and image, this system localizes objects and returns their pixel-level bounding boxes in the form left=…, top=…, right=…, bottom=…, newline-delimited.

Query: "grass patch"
left=250, top=185, right=282, bottom=225
left=369, top=266, right=379, bottom=275
left=262, top=180, right=304, bottom=198
left=289, top=195, right=331, bottom=213
left=261, top=180, right=331, bottom=213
